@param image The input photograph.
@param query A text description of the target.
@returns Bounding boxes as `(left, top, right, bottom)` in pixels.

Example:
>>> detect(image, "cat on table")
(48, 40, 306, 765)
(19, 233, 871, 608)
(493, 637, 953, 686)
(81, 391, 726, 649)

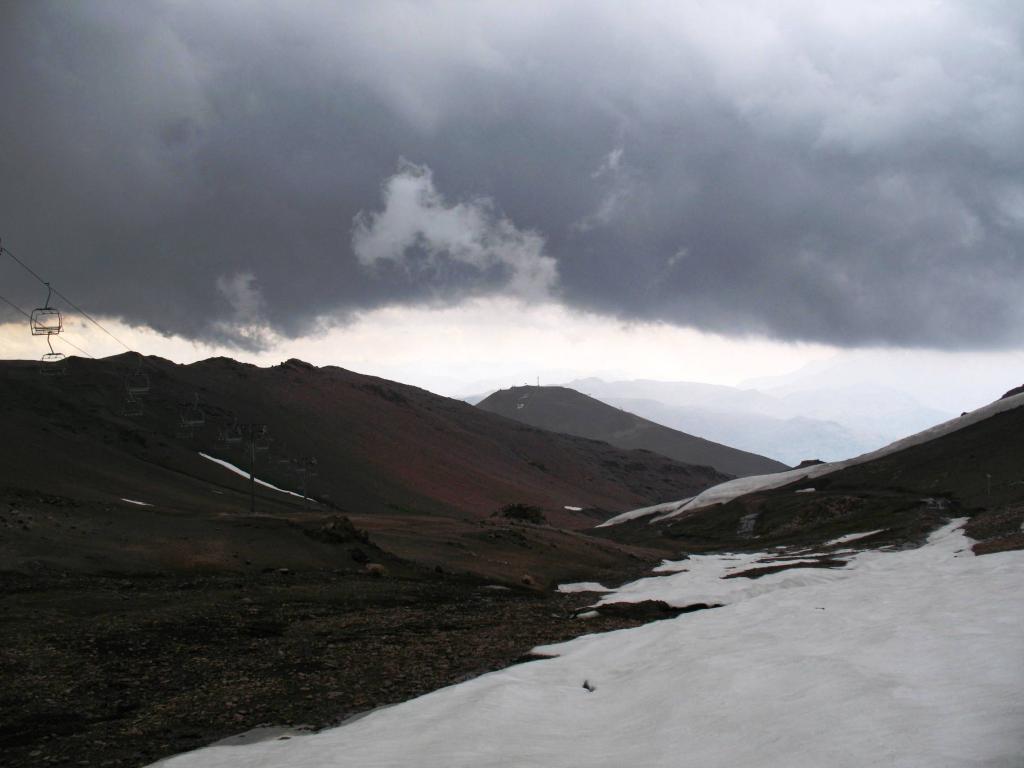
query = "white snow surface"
(598, 498, 690, 527)
(603, 390, 1024, 527)
(199, 452, 306, 499)
(824, 529, 885, 546)
(556, 581, 610, 594)
(152, 520, 1024, 768)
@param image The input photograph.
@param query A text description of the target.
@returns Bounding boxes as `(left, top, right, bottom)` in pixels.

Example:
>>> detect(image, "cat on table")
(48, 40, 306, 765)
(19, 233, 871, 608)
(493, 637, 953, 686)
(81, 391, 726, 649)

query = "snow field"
(152, 521, 1024, 768)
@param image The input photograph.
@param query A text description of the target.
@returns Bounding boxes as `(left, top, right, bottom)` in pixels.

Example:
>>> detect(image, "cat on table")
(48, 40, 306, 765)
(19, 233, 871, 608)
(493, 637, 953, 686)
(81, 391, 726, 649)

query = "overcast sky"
(2, 1, 1023, 398)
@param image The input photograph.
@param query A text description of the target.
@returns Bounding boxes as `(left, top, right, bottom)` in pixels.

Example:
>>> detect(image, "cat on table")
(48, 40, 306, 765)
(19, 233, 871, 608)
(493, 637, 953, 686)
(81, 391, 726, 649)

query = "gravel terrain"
(1, 569, 649, 768)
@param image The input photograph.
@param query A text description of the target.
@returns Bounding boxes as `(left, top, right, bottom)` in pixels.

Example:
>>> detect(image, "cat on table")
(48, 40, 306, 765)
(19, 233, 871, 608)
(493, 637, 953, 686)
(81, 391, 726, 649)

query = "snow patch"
(824, 530, 885, 546)
(199, 453, 307, 500)
(557, 582, 610, 594)
(598, 498, 691, 527)
(121, 498, 152, 507)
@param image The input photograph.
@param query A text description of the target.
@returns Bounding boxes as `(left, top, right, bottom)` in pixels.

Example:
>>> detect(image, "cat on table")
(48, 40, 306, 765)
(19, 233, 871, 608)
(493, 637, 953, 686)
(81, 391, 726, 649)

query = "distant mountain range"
(476, 386, 788, 477)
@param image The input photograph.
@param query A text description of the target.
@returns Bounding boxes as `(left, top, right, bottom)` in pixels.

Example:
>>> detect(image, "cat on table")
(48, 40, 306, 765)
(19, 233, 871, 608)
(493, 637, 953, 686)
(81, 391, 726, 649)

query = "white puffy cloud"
(353, 161, 558, 299)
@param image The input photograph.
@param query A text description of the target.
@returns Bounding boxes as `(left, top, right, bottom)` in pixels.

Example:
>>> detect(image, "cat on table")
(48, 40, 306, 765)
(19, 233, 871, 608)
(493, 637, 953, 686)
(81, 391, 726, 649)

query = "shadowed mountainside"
(0, 354, 729, 581)
(602, 393, 1024, 556)
(477, 385, 788, 477)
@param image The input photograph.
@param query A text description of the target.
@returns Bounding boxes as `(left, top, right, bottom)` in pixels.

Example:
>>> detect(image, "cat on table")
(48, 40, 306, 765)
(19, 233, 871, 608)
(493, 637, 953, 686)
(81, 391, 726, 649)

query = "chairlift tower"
(236, 423, 268, 515)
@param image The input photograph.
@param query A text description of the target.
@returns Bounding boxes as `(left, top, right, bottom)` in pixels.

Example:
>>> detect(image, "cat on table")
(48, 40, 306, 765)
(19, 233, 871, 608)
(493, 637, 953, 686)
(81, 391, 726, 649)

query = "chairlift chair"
(125, 371, 150, 397)
(179, 394, 204, 428)
(40, 351, 66, 376)
(122, 394, 144, 417)
(254, 428, 271, 452)
(39, 336, 66, 376)
(31, 308, 63, 336)
(30, 283, 63, 336)
(222, 421, 243, 444)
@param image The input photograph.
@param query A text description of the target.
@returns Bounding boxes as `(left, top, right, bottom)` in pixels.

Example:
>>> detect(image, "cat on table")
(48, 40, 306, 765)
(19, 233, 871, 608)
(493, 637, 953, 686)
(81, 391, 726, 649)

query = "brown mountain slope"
(0, 355, 726, 522)
(0, 354, 727, 580)
(478, 385, 788, 477)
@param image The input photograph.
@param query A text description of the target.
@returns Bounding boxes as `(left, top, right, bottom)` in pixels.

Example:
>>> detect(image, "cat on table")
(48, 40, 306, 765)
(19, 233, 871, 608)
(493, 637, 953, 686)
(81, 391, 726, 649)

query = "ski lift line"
(0, 292, 97, 358)
(0, 292, 31, 319)
(53, 335, 95, 359)
(1, 245, 133, 353)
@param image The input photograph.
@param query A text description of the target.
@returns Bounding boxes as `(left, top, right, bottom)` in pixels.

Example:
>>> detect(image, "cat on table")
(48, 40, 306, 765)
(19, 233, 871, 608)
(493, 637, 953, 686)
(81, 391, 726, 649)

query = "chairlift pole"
(238, 423, 265, 515)
(249, 430, 257, 515)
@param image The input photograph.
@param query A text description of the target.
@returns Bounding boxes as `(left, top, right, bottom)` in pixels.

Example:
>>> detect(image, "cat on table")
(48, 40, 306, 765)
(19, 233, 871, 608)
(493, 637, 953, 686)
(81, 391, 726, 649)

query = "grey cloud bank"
(1, 1, 1022, 349)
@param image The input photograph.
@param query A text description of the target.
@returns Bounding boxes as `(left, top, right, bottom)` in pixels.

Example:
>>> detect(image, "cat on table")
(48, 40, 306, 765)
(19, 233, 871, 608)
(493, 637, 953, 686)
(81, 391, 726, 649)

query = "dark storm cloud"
(1, 1, 1023, 349)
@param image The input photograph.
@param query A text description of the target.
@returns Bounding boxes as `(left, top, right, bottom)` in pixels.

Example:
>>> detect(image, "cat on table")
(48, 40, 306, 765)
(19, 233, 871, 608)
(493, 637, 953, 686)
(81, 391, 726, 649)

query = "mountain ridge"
(477, 385, 788, 477)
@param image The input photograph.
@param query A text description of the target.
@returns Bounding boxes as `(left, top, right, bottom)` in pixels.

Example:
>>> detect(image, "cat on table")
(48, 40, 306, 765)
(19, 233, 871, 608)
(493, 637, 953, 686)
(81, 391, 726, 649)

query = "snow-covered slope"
(601, 390, 1024, 527)
(151, 520, 1024, 767)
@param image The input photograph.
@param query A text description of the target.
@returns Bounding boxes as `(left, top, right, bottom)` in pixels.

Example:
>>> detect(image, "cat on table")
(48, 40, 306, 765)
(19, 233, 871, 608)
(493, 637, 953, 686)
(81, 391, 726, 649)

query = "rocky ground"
(0, 569, 652, 768)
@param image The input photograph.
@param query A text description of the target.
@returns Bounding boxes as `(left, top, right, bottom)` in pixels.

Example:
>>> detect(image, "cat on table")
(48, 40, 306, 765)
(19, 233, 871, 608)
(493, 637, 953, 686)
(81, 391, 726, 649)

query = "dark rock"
(586, 600, 721, 620)
(1000, 384, 1024, 400)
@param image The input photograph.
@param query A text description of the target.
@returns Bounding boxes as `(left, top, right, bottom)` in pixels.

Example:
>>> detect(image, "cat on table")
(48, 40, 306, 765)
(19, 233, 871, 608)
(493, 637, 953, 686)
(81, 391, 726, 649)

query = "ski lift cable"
(1, 244, 133, 353)
(0, 292, 31, 319)
(0, 292, 97, 358)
